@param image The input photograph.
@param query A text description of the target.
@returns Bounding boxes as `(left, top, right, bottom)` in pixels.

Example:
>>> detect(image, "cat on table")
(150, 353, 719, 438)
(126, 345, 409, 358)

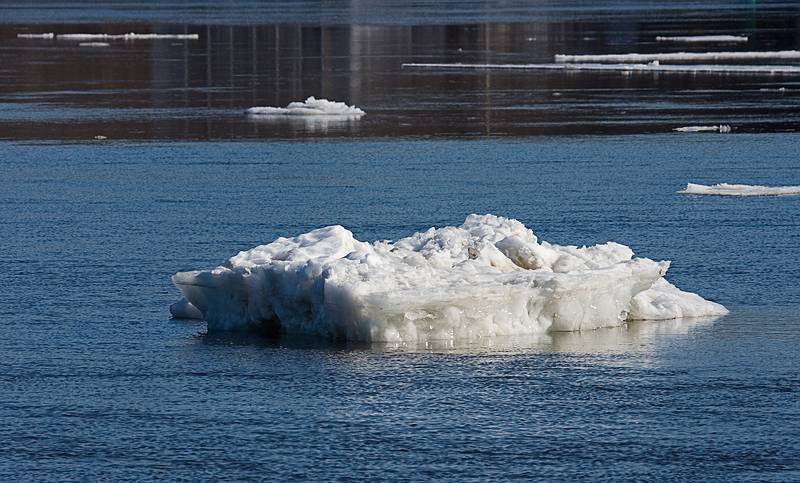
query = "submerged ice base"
(171, 215, 727, 342)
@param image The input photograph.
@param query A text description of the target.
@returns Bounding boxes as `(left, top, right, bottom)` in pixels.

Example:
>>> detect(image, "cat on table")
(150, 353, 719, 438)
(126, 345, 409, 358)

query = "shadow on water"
(191, 315, 723, 355)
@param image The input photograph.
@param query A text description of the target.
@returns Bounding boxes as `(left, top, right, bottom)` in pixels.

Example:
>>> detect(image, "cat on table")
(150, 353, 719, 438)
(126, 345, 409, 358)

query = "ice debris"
(679, 183, 800, 196)
(554, 50, 800, 63)
(246, 97, 365, 116)
(655, 35, 748, 43)
(674, 125, 731, 133)
(170, 215, 727, 342)
(18, 32, 197, 40)
(79, 42, 110, 47)
(401, 62, 800, 75)
(17, 33, 54, 39)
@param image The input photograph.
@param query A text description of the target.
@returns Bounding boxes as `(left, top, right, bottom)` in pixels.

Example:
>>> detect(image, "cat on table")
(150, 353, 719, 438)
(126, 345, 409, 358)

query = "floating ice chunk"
(656, 35, 748, 43)
(674, 125, 731, 133)
(17, 33, 54, 39)
(79, 42, 110, 47)
(629, 279, 727, 320)
(679, 183, 800, 196)
(246, 97, 365, 116)
(554, 50, 800, 63)
(170, 298, 203, 319)
(57, 33, 198, 40)
(171, 215, 727, 342)
(401, 62, 800, 75)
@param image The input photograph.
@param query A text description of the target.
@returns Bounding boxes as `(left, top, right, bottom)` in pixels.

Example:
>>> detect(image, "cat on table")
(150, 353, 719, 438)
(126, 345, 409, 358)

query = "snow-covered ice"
(679, 183, 800, 196)
(674, 125, 731, 133)
(171, 215, 727, 342)
(401, 62, 800, 75)
(246, 97, 365, 116)
(554, 50, 800, 63)
(655, 35, 748, 43)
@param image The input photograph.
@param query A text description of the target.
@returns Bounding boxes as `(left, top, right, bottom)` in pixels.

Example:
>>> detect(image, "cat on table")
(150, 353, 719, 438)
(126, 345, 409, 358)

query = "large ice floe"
(679, 183, 800, 196)
(246, 97, 365, 116)
(171, 215, 727, 343)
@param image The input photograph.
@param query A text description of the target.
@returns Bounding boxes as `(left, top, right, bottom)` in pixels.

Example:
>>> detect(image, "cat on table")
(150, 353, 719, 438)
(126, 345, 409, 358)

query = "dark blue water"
(2, 136, 799, 480)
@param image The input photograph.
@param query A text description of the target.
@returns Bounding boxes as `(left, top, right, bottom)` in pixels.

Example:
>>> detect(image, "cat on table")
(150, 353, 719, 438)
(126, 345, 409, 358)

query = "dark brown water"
(2, 0, 800, 140)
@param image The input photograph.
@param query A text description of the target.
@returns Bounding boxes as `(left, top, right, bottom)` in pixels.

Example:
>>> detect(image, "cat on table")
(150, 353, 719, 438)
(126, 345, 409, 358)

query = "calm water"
(1, 0, 800, 139)
(2, 1, 800, 481)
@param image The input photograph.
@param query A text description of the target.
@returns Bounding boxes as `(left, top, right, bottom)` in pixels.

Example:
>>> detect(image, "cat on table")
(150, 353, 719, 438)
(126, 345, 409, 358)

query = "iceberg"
(655, 35, 748, 43)
(679, 183, 800, 196)
(170, 215, 727, 343)
(554, 50, 800, 63)
(246, 97, 365, 116)
(401, 62, 800, 75)
(674, 125, 731, 133)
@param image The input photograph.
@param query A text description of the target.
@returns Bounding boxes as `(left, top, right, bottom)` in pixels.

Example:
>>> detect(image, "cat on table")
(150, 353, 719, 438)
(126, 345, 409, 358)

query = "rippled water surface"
(2, 137, 799, 480)
(2, 1, 800, 481)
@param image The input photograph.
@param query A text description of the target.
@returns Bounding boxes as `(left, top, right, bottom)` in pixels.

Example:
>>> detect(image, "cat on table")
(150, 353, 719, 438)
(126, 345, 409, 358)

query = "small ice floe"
(401, 62, 800, 75)
(679, 183, 800, 196)
(656, 35, 748, 43)
(554, 50, 800, 63)
(57, 33, 199, 40)
(171, 214, 727, 342)
(17, 33, 55, 39)
(79, 42, 110, 47)
(93, 135, 107, 140)
(246, 97, 365, 116)
(674, 125, 731, 133)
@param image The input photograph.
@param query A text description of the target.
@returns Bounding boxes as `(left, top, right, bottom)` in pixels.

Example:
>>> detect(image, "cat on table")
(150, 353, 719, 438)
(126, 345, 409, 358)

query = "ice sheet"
(401, 62, 800, 74)
(171, 215, 727, 342)
(655, 35, 748, 43)
(246, 97, 365, 116)
(555, 50, 800, 63)
(679, 183, 800, 196)
(674, 125, 731, 133)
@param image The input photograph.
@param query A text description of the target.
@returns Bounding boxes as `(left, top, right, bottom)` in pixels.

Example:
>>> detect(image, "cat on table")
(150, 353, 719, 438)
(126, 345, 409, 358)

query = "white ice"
(171, 215, 727, 343)
(401, 62, 800, 74)
(246, 97, 365, 116)
(56, 33, 198, 40)
(679, 183, 800, 196)
(554, 50, 800, 63)
(674, 125, 731, 133)
(655, 35, 748, 43)
(17, 33, 54, 39)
